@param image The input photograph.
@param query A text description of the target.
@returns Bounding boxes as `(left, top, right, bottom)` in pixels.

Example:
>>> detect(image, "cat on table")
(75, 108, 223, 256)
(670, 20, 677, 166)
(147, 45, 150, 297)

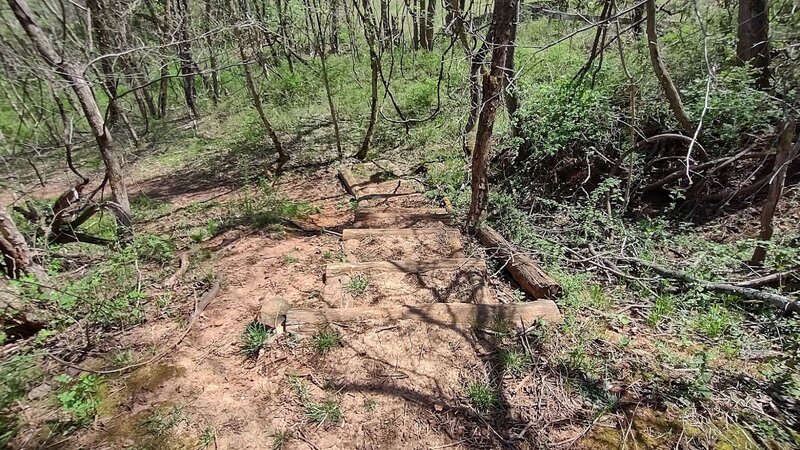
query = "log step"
(354, 207, 452, 228)
(342, 228, 464, 262)
(323, 258, 491, 307)
(338, 168, 423, 201)
(326, 258, 485, 276)
(285, 301, 562, 335)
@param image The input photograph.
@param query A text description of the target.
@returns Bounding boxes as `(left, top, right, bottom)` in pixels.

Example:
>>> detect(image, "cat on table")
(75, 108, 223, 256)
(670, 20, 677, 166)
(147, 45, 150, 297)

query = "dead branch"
(622, 258, 800, 313)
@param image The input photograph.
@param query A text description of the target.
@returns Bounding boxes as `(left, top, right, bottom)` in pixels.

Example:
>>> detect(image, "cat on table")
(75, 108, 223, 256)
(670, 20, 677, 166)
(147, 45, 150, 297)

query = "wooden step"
(326, 258, 484, 276)
(285, 301, 562, 335)
(342, 228, 464, 262)
(339, 168, 423, 201)
(354, 207, 452, 228)
(323, 258, 491, 307)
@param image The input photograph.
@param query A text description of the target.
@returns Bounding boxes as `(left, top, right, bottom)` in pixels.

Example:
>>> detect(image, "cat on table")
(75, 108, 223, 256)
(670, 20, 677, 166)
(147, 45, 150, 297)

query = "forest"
(0, 0, 798, 448)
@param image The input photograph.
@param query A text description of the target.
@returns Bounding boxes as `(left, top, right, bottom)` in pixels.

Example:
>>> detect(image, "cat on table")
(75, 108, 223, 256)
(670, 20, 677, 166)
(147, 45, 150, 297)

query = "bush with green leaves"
(54, 373, 102, 430)
(0, 353, 41, 446)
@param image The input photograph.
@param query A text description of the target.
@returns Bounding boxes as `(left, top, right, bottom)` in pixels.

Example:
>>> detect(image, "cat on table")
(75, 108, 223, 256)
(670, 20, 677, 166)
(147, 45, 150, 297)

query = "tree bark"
(311, 0, 342, 158)
(175, 0, 200, 119)
(424, 0, 435, 50)
(0, 204, 45, 279)
(645, 0, 693, 133)
(477, 225, 562, 299)
(355, 0, 380, 160)
(7, 0, 130, 215)
(737, 0, 770, 89)
(751, 119, 797, 265)
(466, 0, 517, 230)
(232, 1, 288, 170)
(204, 0, 221, 106)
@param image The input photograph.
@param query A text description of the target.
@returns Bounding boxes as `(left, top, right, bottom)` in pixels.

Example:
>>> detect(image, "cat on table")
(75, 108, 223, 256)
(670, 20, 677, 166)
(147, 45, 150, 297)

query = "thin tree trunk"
(645, 0, 692, 132)
(275, 0, 295, 70)
(7, 0, 130, 215)
(355, 0, 379, 160)
(0, 204, 46, 279)
(158, 61, 170, 118)
(330, 0, 340, 53)
(425, 0, 435, 50)
(311, 0, 343, 158)
(205, 0, 220, 106)
(464, 27, 493, 156)
(176, 0, 200, 118)
(466, 0, 517, 230)
(505, 0, 520, 124)
(737, 0, 770, 89)
(418, 0, 427, 50)
(751, 119, 797, 265)
(408, 0, 419, 50)
(231, 0, 288, 171)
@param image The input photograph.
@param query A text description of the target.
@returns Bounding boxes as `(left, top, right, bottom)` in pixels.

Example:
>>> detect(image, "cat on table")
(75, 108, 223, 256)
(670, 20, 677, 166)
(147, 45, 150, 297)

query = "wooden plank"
(477, 226, 562, 299)
(341, 227, 461, 239)
(285, 301, 562, 335)
(356, 206, 449, 216)
(338, 168, 363, 198)
(354, 207, 453, 227)
(326, 258, 486, 277)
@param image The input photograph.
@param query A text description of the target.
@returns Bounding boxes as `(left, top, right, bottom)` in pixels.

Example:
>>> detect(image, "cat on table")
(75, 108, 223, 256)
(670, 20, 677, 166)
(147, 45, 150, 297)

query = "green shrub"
(54, 373, 102, 429)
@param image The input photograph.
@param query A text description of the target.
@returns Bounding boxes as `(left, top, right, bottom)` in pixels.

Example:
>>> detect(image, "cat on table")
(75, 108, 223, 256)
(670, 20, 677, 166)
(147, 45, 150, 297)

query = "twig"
(622, 258, 800, 313)
(164, 251, 191, 287)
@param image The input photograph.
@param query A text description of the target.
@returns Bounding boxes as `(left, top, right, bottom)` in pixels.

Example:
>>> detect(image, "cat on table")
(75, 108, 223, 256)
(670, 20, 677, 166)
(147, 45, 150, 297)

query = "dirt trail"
(70, 162, 560, 449)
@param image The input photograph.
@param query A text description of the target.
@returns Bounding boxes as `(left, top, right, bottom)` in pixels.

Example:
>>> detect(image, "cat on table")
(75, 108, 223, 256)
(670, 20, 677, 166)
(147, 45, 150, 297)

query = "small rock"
(434, 403, 444, 412)
(259, 297, 292, 333)
(27, 383, 52, 400)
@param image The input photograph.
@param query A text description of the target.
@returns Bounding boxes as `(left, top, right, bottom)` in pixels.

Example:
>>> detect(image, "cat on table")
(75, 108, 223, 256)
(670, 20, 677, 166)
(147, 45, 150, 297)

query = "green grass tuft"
(241, 320, 272, 357)
(465, 381, 499, 413)
(312, 329, 342, 353)
(345, 274, 370, 295)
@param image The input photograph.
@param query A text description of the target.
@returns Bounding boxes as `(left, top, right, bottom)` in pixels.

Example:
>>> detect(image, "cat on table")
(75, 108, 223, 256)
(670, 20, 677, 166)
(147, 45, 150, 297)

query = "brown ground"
(16, 162, 553, 450)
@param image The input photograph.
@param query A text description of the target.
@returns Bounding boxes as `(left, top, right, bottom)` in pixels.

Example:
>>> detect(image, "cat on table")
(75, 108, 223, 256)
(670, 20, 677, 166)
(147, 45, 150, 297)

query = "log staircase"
(284, 162, 561, 334)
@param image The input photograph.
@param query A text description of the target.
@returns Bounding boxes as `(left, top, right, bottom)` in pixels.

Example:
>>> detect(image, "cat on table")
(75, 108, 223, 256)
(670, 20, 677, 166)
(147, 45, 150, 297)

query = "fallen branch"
(735, 268, 800, 289)
(476, 225, 562, 299)
(45, 278, 222, 374)
(164, 251, 191, 287)
(623, 258, 800, 313)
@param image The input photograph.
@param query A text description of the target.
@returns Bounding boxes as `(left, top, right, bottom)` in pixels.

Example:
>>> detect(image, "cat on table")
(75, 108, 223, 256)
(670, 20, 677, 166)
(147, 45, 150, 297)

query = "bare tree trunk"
(466, 0, 517, 230)
(464, 28, 492, 156)
(418, 0, 428, 50)
(645, 0, 693, 132)
(751, 119, 797, 265)
(231, 0, 288, 171)
(158, 62, 170, 118)
(205, 0, 221, 106)
(275, 0, 295, 70)
(0, 204, 45, 279)
(330, 0, 340, 54)
(424, 0, 435, 50)
(311, 0, 343, 158)
(355, 0, 380, 160)
(8, 0, 130, 215)
(505, 0, 520, 124)
(408, 0, 419, 50)
(737, 0, 770, 89)
(176, 0, 200, 118)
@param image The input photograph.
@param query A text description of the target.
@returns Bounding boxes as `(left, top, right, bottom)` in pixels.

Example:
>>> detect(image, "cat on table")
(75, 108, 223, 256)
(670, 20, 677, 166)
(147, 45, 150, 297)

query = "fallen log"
(476, 225, 562, 299)
(285, 301, 562, 335)
(624, 258, 800, 313)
